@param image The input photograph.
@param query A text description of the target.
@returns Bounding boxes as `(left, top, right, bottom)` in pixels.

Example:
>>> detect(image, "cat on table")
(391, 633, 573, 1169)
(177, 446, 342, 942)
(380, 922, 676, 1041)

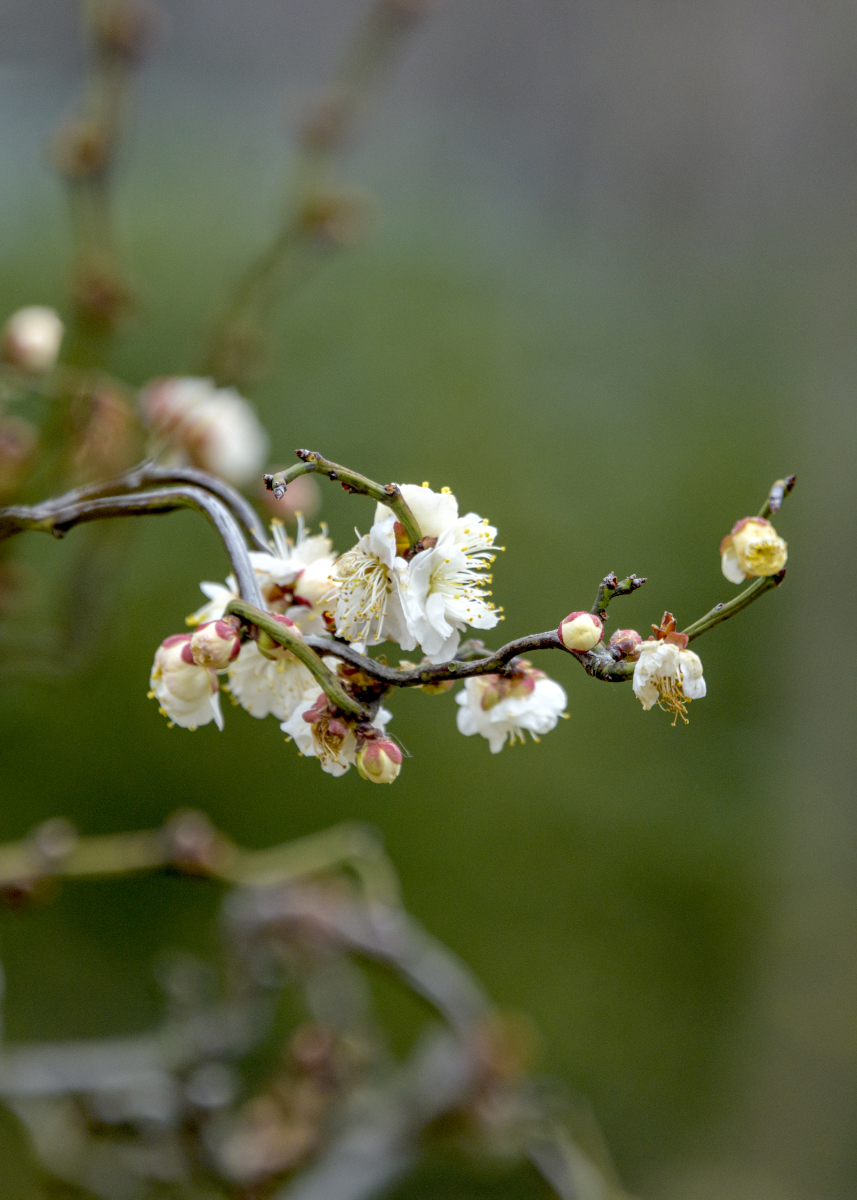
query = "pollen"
(656, 675, 691, 726)
(422, 481, 430, 487)
(441, 486, 452, 494)
(147, 690, 155, 699)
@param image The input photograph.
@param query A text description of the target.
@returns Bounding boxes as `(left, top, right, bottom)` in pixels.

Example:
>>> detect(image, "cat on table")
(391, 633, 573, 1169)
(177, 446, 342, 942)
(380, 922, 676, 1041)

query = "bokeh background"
(1, 1, 856, 1196)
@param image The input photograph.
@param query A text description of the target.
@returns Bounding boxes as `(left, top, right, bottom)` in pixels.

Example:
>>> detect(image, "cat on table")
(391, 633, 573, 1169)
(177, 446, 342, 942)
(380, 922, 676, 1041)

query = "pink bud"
(190, 620, 241, 669)
(607, 628, 643, 660)
(356, 738, 403, 784)
(558, 611, 603, 653)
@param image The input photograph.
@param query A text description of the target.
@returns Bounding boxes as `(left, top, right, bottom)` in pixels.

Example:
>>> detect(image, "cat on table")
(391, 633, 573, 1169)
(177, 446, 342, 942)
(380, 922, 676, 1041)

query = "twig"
(590, 572, 646, 623)
(758, 473, 796, 520)
(0, 485, 263, 608)
(226, 598, 371, 720)
(682, 572, 785, 642)
(266, 450, 423, 549)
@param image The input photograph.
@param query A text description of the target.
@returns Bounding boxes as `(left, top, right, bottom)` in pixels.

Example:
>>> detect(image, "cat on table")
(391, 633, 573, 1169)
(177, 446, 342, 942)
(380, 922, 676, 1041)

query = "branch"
(266, 450, 423, 549)
(226, 598, 371, 720)
(758, 473, 796, 520)
(0, 484, 264, 608)
(590, 572, 646, 623)
(682, 571, 785, 643)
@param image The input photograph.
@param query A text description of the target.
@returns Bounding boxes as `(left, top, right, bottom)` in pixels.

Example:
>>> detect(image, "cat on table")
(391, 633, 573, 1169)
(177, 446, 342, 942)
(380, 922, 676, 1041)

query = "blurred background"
(0, 1, 855, 1196)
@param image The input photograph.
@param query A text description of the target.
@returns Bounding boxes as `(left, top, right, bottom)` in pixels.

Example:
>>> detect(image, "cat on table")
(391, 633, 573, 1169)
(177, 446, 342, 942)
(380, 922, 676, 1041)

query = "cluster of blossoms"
(139, 377, 269, 489)
(147, 469, 790, 779)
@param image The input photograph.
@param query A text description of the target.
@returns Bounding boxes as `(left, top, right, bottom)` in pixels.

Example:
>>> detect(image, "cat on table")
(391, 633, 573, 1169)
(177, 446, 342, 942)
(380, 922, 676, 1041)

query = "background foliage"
(0, 2, 855, 1196)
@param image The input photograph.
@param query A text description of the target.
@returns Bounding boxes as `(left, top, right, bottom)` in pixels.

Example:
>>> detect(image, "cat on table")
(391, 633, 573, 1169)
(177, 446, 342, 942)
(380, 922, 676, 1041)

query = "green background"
(0, 4, 855, 1197)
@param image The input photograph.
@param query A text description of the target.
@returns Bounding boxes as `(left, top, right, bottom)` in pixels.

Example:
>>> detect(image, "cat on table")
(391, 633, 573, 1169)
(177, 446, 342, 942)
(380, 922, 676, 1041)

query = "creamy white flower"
(720, 517, 788, 583)
(187, 519, 337, 634)
(455, 669, 567, 754)
(227, 641, 315, 721)
(2, 306, 64, 373)
(333, 484, 499, 662)
(632, 639, 706, 723)
(149, 635, 223, 730)
(331, 512, 413, 648)
(280, 687, 392, 777)
(140, 376, 269, 487)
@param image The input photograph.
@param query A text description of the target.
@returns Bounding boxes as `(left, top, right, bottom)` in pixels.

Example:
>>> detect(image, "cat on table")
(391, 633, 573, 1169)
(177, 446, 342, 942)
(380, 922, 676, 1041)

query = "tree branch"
(0, 484, 264, 608)
(590, 572, 646, 623)
(266, 449, 423, 549)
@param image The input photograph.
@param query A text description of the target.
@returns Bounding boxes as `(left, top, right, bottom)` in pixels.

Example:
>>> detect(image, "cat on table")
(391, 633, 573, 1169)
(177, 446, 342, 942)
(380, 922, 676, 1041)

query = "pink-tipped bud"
(608, 628, 643, 660)
(257, 614, 301, 661)
(356, 738, 403, 784)
(558, 611, 603, 653)
(190, 620, 240, 669)
(2, 306, 64, 373)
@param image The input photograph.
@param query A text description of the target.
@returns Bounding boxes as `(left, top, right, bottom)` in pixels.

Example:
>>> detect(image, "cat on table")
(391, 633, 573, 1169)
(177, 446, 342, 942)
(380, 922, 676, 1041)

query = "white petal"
(721, 545, 746, 584)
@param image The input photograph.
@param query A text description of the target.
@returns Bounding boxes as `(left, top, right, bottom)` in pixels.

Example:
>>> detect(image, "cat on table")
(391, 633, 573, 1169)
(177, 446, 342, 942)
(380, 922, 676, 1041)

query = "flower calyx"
(650, 612, 688, 650)
(558, 611, 603, 654)
(720, 517, 787, 583)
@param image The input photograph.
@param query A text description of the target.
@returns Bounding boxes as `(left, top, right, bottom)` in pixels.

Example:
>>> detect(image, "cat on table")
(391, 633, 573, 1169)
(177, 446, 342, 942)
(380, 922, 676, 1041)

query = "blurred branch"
(200, 0, 431, 387)
(52, 1, 153, 364)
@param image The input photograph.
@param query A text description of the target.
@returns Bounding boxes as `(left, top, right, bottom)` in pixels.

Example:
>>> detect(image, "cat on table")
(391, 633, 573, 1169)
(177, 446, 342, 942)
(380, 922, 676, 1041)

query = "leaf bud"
(608, 628, 643, 660)
(356, 738, 403, 784)
(558, 611, 603, 653)
(190, 620, 241, 670)
(1, 306, 64, 373)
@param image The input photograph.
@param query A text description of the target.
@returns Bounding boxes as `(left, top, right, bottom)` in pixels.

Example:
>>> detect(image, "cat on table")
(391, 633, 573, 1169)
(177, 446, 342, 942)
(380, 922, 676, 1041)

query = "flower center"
(332, 546, 390, 643)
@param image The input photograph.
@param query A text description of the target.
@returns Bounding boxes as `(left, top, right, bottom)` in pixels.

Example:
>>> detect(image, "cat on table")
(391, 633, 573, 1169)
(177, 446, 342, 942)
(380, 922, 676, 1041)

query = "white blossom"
(331, 484, 500, 662)
(455, 666, 567, 754)
(720, 517, 787, 583)
(632, 639, 706, 723)
(149, 635, 223, 730)
(2, 306, 64, 373)
(140, 377, 269, 487)
(227, 641, 315, 721)
(280, 687, 392, 777)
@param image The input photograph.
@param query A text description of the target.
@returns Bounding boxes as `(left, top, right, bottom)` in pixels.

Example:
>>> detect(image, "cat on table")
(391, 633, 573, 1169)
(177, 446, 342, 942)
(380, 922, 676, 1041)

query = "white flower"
(632, 639, 706, 724)
(186, 519, 338, 634)
(280, 687, 393, 777)
(331, 484, 500, 662)
(140, 377, 269, 487)
(455, 665, 567, 754)
(720, 517, 787, 583)
(2, 306, 64, 373)
(227, 641, 315, 721)
(149, 635, 223, 730)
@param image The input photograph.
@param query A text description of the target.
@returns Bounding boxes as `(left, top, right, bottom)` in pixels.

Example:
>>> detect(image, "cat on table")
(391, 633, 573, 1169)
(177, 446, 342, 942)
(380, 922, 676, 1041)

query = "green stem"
(266, 450, 423, 549)
(682, 572, 785, 642)
(225, 598, 369, 720)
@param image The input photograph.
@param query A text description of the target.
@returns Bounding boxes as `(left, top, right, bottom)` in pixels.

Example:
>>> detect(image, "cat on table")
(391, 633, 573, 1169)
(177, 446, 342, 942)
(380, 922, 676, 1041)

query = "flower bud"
(558, 611, 603, 653)
(608, 628, 643, 660)
(257, 614, 301, 661)
(1, 306, 64, 373)
(720, 517, 787, 583)
(356, 738, 403, 784)
(190, 620, 241, 669)
(149, 634, 223, 730)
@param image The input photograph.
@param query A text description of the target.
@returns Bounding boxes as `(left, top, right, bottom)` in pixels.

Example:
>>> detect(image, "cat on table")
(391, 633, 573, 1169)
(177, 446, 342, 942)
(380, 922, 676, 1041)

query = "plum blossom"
(149, 634, 223, 730)
(558, 611, 603, 653)
(187, 518, 337, 636)
(720, 517, 787, 584)
(227, 641, 316, 721)
(632, 640, 706, 724)
(356, 738, 402, 784)
(455, 662, 567, 754)
(280, 687, 393, 777)
(332, 483, 500, 662)
(140, 376, 269, 487)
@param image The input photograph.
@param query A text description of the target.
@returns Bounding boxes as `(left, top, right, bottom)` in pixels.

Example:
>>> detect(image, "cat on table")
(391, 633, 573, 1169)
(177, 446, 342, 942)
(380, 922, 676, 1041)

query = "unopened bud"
(356, 738, 402, 784)
(257, 614, 301, 661)
(558, 611, 603, 653)
(608, 628, 643, 660)
(191, 620, 241, 669)
(2, 306, 64, 373)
